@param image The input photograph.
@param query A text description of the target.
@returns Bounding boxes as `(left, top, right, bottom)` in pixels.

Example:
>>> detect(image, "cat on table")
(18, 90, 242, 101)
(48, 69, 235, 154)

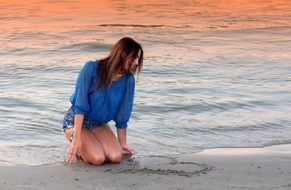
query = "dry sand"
(1, 144, 291, 190)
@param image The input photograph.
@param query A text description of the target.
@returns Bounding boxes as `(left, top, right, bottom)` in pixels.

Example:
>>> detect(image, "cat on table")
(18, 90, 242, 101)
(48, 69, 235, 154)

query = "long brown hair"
(96, 37, 143, 89)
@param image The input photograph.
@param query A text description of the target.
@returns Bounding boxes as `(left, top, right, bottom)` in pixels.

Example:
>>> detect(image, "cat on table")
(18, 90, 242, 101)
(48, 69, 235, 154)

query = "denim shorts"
(62, 107, 105, 133)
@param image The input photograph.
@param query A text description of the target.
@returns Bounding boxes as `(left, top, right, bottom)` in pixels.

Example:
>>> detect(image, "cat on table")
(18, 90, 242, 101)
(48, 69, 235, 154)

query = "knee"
(89, 154, 105, 165)
(109, 152, 122, 163)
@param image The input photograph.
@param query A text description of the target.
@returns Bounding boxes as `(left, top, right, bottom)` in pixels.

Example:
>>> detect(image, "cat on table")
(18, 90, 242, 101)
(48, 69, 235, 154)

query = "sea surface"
(0, 0, 290, 166)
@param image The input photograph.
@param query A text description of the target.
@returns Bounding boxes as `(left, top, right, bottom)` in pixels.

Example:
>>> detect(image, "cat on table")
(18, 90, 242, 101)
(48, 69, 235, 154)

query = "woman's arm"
(117, 128, 135, 155)
(117, 128, 127, 145)
(114, 74, 136, 155)
(67, 114, 84, 163)
(67, 61, 96, 163)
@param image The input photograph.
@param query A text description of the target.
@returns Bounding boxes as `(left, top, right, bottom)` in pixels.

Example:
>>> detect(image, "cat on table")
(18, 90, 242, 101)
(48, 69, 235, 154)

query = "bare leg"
(91, 124, 122, 163)
(65, 128, 105, 165)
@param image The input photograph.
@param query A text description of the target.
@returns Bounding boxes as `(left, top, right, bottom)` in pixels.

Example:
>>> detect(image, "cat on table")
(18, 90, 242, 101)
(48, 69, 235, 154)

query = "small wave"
(0, 160, 14, 166)
(205, 121, 287, 133)
(2, 41, 111, 55)
(254, 25, 291, 31)
(99, 24, 164, 28)
(263, 140, 291, 147)
(135, 100, 269, 115)
(58, 42, 111, 52)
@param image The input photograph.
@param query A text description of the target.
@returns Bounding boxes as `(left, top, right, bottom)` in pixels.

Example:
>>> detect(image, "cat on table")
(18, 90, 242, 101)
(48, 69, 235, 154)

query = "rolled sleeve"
(115, 122, 128, 129)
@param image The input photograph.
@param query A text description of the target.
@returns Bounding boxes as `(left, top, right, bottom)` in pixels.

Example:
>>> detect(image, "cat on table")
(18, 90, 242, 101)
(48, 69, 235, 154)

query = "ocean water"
(0, 0, 291, 166)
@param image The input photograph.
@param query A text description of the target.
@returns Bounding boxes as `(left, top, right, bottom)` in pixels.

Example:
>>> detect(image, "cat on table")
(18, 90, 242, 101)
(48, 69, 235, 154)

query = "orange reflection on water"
(1, 0, 290, 31)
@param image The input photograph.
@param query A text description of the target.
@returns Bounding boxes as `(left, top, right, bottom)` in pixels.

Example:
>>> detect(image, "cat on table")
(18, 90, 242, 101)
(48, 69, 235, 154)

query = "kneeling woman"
(63, 37, 143, 165)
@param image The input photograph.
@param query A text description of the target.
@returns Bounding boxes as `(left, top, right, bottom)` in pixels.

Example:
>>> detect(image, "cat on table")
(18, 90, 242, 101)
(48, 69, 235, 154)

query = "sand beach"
(1, 144, 291, 190)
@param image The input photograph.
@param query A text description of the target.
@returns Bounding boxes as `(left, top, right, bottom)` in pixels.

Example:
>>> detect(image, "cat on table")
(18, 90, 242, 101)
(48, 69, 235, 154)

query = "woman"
(62, 37, 143, 165)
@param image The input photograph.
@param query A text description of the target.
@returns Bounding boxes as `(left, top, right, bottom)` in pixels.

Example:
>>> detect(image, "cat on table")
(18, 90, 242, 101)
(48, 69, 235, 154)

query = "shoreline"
(1, 144, 291, 190)
(196, 143, 291, 155)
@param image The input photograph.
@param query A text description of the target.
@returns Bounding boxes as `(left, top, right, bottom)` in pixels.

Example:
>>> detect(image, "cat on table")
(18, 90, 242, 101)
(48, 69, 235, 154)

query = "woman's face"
(124, 49, 141, 73)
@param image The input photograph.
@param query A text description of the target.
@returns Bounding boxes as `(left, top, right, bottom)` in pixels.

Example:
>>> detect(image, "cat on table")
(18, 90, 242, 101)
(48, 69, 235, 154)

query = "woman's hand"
(120, 143, 136, 155)
(117, 128, 136, 155)
(67, 136, 81, 163)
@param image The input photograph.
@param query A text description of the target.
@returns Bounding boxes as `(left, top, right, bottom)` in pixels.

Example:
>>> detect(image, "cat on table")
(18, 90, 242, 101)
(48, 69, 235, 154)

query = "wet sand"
(1, 144, 291, 190)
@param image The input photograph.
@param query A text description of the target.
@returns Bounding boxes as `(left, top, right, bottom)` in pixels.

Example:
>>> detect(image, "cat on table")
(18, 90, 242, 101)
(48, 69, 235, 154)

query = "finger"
(122, 149, 130, 155)
(127, 148, 134, 155)
(130, 148, 136, 155)
(124, 147, 135, 155)
(67, 151, 74, 163)
(77, 147, 81, 157)
(67, 149, 74, 163)
(67, 148, 77, 163)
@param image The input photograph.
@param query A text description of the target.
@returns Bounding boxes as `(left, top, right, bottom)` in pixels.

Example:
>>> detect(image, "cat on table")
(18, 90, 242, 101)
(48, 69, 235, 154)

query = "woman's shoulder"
(126, 73, 135, 85)
(83, 60, 99, 68)
(80, 60, 99, 73)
